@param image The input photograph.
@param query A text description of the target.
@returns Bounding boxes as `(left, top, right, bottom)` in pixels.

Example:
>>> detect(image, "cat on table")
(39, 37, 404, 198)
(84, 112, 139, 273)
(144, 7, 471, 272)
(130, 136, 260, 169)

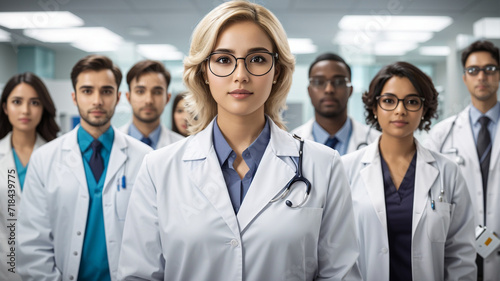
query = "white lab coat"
(118, 117, 362, 281)
(291, 117, 380, 154)
(119, 123, 184, 149)
(341, 138, 476, 281)
(17, 127, 152, 281)
(0, 132, 46, 281)
(425, 105, 500, 281)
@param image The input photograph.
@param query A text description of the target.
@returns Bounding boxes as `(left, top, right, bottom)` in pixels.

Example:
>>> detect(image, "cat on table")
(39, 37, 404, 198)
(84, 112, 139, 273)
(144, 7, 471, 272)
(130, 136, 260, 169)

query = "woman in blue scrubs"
(0, 72, 59, 281)
(342, 62, 476, 281)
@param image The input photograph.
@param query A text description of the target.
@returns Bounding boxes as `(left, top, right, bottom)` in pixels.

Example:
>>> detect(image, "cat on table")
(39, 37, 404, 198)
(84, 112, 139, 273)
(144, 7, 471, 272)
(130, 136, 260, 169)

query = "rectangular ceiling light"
(339, 16, 453, 32)
(0, 29, 10, 42)
(137, 44, 184, 61)
(474, 17, 500, 39)
(0, 11, 83, 29)
(288, 38, 317, 54)
(374, 41, 418, 56)
(333, 31, 433, 45)
(24, 27, 122, 43)
(419, 46, 451, 56)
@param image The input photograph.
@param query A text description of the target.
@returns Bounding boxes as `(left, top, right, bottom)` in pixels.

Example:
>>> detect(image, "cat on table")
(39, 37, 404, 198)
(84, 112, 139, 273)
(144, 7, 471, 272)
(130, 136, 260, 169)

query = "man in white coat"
(17, 55, 152, 281)
(292, 53, 379, 155)
(426, 40, 500, 281)
(120, 60, 183, 149)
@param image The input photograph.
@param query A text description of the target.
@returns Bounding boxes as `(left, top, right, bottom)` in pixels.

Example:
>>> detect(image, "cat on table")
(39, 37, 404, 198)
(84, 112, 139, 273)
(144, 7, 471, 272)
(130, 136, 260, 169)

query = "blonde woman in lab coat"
(342, 62, 476, 281)
(0, 72, 59, 281)
(118, 1, 361, 280)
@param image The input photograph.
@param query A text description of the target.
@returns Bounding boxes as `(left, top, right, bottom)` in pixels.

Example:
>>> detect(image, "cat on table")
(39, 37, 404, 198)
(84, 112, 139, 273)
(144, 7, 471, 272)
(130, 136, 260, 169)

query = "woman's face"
(205, 20, 279, 120)
(2, 83, 43, 134)
(374, 76, 424, 140)
(174, 98, 189, 136)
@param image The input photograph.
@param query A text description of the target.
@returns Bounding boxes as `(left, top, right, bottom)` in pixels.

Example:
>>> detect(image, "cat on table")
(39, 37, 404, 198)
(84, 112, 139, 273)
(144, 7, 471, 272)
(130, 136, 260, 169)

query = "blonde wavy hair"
(183, 0, 295, 134)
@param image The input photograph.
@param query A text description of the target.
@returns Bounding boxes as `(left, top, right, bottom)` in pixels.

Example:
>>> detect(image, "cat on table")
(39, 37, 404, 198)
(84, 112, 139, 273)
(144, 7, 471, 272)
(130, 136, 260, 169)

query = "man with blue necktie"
(17, 55, 152, 281)
(120, 60, 184, 149)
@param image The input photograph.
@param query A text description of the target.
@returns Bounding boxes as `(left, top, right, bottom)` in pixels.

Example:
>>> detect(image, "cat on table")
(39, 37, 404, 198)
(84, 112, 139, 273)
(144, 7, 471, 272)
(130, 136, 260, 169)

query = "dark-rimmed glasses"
(464, 65, 499, 76)
(205, 51, 278, 77)
(376, 94, 425, 112)
(309, 77, 352, 90)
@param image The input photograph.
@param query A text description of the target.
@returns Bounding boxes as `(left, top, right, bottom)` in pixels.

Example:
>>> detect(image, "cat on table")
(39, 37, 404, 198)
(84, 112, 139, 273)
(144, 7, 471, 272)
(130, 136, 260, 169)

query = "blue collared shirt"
(128, 122, 161, 149)
(77, 126, 114, 281)
(213, 117, 270, 214)
(312, 118, 352, 156)
(12, 149, 27, 191)
(469, 102, 500, 145)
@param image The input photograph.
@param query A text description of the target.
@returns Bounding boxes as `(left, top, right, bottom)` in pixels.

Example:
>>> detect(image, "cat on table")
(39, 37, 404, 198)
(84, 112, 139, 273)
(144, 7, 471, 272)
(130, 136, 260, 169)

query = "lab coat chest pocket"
(115, 179, 133, 221)
(426, 202, 452, 243)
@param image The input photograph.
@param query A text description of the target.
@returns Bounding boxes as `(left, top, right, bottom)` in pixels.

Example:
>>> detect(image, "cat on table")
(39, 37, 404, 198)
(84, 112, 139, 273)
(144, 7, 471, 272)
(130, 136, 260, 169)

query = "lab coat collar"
(0, 131, 47, 155)
(61, 126, 128, 193)
(183, 116, 299, 235)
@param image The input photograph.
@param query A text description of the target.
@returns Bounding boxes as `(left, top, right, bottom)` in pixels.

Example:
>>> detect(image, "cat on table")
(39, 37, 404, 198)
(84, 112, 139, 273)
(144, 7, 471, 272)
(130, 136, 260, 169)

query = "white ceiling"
(0, 0, 499, 65)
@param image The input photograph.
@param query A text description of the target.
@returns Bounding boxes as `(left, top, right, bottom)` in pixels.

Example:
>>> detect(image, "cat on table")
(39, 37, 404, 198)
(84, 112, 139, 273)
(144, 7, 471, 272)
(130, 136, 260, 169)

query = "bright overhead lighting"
(137, 44, 184, 61)
(333, 31, 433, 45)
(71, 41, 121, 52)
(338, 16, 453, 32)
(288, 38, 317, 54)
(24, 27, 122, 43)
(0, 11, 83, 29)
(0, 29, 10, 42)
(474, 17, 500, 39)
(419, 46, 451, 56)
(374, 41, 417, 56)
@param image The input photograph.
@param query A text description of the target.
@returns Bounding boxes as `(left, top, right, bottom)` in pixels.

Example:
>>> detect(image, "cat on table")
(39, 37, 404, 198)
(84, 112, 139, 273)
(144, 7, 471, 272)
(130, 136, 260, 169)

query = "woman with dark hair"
(0, 72, 59, 280)
(342, 62, 476, 280)
(171, 92, 189, 137)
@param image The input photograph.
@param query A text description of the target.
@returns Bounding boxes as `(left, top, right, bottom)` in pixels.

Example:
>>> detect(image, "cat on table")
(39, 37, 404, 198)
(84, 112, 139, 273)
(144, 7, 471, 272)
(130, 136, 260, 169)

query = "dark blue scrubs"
(381, 153, 417, 281)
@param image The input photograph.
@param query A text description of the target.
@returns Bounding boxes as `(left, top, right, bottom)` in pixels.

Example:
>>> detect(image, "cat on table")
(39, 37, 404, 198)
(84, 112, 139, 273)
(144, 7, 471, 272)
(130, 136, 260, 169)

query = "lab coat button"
(230, 239, 239, 247)
(73, 251, 78, 256)
(77, 231, 81, 235)
(69, 276, 74, 280)
(381, 247, 388, 253)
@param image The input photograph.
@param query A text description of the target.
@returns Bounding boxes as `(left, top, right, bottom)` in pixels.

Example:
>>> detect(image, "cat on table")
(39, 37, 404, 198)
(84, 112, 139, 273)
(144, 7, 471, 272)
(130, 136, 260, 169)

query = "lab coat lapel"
(237, 120, 298, 233)
(0, 132, 19, 192)
(62, 128, 88, 192)
(455, 107, 480, 168)
(359, 141, 388, 230)
(489, 114, 500, 171)
(412, 141, 439, 237)
(183, 120, 241, 237)
(103, 128, 127, 192)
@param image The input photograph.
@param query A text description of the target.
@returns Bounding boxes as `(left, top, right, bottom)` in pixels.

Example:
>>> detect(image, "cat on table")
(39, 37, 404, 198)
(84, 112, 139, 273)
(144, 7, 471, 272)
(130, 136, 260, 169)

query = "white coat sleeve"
(444, 166, 476, 280)
(17, 152, 62, 281)
(316, 152, 362, 281)
(117, 155, 165, 280)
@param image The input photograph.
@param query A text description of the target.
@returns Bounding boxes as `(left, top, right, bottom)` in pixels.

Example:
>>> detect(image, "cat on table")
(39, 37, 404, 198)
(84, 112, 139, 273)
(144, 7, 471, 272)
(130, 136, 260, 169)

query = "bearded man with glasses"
(426, 40, 500, 281)
(292, 52, 380, 155)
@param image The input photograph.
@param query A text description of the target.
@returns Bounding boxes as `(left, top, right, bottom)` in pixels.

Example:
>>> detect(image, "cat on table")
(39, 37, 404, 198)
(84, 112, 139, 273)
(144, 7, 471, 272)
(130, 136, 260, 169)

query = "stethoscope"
(439, 114, 465, 166)
(356, 127, 377, 150)
(270, 134, 312, 208)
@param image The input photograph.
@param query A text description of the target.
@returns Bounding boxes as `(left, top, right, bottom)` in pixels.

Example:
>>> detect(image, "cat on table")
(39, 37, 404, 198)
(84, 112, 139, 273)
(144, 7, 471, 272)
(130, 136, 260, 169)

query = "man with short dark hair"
(426, 40, 500, 280)
(121, 60, 183, 149)
(292, 52, 379, 155)
(17, 55, 152, 281)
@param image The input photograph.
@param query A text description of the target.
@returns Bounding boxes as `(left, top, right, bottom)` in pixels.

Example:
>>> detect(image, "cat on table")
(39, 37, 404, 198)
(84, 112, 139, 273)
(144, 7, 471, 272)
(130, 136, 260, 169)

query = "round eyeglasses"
(464, 65, 499, 76)
(205, 51, 278, 77)
(376, 94, 425, 112)
(309, 77, 352, 90)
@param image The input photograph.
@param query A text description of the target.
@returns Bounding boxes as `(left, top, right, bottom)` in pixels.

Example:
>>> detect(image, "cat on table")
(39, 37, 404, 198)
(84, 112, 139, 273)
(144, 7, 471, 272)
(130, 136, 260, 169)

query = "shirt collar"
(77, 125, 114, 153)
(129, 122, 162, 148)
(312, 117, 352, 144)
(470, 102, 500, 125)
(213, 116, 271, 167)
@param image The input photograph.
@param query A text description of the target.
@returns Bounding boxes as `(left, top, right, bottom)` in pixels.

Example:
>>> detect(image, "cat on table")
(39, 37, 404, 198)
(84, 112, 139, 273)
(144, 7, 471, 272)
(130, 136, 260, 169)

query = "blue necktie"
(141, 136, 152, 147)
(89, 140, 104, 182)
(325, 137, 339, 149)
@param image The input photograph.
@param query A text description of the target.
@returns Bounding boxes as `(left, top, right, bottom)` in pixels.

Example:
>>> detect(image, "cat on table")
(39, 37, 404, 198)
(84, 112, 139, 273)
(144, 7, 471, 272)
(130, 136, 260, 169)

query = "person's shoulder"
(290, 119, 314, 135)
(147, 136, 190, 162)
(118, 131, 153, 154)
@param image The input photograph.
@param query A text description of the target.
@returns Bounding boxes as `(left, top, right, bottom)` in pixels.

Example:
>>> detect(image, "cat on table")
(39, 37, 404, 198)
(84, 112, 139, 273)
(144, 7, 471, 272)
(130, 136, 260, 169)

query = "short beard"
(133, 111, 160, 124)
(78, 107, 113, 128)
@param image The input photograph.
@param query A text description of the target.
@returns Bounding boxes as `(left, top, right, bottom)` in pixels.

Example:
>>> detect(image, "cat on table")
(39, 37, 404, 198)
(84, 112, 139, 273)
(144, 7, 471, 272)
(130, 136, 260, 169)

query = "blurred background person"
(342, 62, 476, 280)
(171, 92, 189, 137)
(121, 60, 184, 149)
(0, 72, 59, 281)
